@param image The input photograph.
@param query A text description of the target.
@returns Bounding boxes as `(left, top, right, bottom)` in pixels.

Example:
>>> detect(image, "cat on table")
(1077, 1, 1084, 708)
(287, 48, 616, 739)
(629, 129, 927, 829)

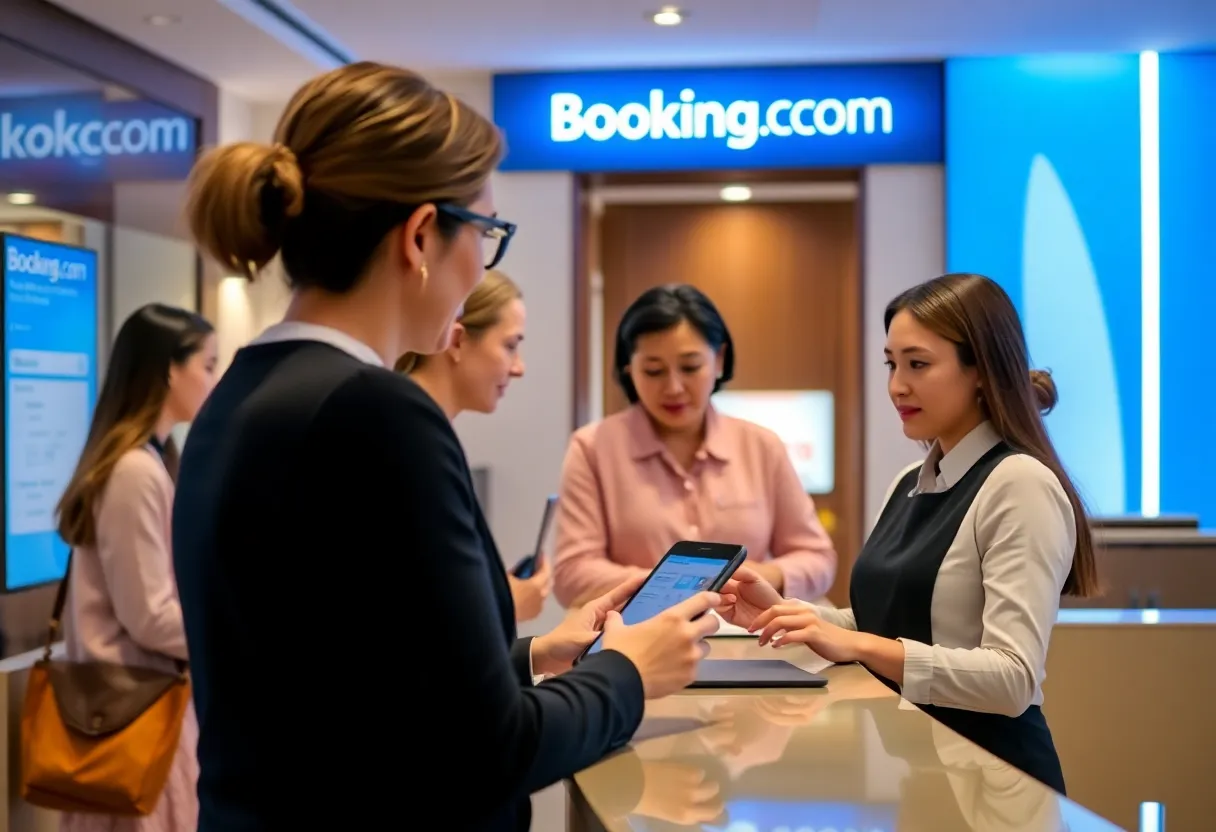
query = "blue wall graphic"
(1158, 53, 1216, 528)
(946, 55, 1143, 517)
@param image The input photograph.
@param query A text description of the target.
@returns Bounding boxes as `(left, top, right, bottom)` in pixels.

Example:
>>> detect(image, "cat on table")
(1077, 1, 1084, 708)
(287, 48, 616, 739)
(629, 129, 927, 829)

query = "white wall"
(862, 166, 946, 523)
(212, 91, 292, 372)
(110, 223, 197, 325)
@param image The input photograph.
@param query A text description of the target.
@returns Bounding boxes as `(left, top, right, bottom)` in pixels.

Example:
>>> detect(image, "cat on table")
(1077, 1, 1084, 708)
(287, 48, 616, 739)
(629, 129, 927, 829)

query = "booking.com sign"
(493, 63, 944, 172)
(0, 95, 197, 183)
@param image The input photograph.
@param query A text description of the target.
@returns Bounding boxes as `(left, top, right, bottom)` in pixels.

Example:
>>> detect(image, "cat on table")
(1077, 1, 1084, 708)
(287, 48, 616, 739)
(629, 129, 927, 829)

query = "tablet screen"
(585, 554, 730, 656)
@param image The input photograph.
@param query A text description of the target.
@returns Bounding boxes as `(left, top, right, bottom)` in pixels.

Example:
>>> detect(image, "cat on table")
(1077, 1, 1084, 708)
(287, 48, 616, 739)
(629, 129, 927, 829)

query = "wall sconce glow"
(1139, 50, 1160, 518)
(720, 185, 752, 202)
(6, 192, 35, 205)
(650, 6, 685, 26)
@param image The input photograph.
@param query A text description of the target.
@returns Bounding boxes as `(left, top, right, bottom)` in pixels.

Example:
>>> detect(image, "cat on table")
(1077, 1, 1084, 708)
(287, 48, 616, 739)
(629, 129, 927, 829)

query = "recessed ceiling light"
(719, 185, 752, 203)
(650, 6, 685, 26)
(6, 192, 36, 206)
(144, 14, 181, 26)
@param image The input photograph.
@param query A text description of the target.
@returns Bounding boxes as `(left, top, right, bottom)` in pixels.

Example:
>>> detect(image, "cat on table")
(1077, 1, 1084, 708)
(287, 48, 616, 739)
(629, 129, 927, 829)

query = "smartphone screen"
(580, 542, 746, 659)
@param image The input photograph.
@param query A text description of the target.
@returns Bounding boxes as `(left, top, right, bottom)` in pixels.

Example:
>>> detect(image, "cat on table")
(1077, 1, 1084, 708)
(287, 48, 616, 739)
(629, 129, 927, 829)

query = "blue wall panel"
(946, 55, 1143, 516)
(1159, 53, 1216, 526)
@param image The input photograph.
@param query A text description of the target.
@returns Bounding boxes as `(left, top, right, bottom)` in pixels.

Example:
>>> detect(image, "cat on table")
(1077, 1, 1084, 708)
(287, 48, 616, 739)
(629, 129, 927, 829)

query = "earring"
(420, 263, 429, 284)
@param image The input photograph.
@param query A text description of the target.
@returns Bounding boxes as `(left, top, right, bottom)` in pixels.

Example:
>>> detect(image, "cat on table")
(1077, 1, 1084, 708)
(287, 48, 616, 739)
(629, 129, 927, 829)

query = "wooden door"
(598, 201, 862, 603)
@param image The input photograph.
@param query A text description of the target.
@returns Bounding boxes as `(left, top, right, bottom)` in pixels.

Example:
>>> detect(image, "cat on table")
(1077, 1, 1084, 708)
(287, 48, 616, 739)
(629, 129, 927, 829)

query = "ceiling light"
(719, 185, 752, 203)
(650, 6, 685, 26)
(144, 14, 181, 26)
(6, 192, 36, 206)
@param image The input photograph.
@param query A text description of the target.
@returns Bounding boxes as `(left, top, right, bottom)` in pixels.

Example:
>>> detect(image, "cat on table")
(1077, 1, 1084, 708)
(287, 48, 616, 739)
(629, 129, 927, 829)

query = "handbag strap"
(43, 550, 73, 662)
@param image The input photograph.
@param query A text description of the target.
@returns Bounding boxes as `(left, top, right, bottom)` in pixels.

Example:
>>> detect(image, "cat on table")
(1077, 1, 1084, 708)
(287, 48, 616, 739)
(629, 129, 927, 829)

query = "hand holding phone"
(600, 592, 722, 698)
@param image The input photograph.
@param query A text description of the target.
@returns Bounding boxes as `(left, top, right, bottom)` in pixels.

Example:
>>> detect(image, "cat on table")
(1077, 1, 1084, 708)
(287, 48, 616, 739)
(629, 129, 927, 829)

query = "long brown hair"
(57, 304, 214, 547)
(884, 273, 1098, 597)
(186, 61, 502, 293)
(395, 269, 522, 373)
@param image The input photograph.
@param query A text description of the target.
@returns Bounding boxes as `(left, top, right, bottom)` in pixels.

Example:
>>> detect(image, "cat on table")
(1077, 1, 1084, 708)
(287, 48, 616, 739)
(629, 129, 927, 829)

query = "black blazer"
(173, 340, 644, 831)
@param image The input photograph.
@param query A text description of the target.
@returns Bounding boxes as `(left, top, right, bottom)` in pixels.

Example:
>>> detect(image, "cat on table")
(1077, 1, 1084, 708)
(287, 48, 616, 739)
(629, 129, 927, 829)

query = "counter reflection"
(589, 694, 1124, 832)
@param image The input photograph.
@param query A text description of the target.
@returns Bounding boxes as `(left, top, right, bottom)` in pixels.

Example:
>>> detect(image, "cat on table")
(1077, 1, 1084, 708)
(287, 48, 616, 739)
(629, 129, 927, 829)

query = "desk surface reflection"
(568, 641, 1124, 832)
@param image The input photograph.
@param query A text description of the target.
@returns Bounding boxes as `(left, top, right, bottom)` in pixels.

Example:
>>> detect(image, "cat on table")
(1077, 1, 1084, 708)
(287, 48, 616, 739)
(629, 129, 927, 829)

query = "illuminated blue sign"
(493, 63, 944, 171)
(2, 234, 98, 591)
(0, 95, 197, 182)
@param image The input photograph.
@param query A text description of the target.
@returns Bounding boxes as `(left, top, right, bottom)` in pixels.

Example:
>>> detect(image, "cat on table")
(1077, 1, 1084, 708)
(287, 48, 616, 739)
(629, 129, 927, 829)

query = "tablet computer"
(511, 494, 558, 579)
(689, 658, 828, 689)
(576, 540, 748, 662)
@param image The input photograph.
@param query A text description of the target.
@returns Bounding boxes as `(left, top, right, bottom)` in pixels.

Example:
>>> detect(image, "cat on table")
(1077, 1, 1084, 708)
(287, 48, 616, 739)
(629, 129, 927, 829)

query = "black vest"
(850, 442, 1066, 794)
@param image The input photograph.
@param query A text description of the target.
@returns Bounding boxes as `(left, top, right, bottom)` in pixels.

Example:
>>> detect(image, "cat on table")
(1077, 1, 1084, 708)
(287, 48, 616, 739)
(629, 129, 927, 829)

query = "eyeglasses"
(437, 204, 517, 270)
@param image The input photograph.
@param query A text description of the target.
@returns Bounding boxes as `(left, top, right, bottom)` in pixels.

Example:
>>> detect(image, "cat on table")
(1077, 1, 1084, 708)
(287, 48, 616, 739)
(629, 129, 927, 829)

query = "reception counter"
(567, 639, 1125, 832)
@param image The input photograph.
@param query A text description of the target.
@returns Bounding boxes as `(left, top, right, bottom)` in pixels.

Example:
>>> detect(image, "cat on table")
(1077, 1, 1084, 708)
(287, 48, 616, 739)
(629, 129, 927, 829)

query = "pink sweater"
(63, 447, 188, 672)
(553, 405, 837, 606)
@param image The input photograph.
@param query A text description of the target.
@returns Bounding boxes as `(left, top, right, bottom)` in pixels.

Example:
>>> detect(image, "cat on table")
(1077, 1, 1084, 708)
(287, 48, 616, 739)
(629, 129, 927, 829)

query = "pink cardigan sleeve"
(552, 436, 647, 607)
(93, 452, 188, 660)
(766, 438, 838, 600)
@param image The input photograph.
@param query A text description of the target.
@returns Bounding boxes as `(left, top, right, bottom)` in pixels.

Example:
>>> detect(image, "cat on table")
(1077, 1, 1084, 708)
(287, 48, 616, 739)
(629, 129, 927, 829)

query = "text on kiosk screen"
(585, 555, 727, 656)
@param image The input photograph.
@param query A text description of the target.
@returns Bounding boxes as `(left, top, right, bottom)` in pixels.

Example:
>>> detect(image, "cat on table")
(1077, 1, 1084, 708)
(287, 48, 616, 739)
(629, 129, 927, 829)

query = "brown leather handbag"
(20, 553, 190, 816)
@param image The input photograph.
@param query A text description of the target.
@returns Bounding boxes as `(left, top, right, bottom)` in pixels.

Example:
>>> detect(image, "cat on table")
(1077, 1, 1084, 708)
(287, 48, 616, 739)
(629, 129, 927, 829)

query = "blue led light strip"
(1139, 51, 1160, 518)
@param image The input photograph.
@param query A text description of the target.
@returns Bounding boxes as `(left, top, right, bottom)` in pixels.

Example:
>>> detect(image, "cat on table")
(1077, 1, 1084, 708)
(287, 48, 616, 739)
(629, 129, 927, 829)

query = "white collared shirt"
(815, 421, 1076, 716)
(249, 321, 385, 367)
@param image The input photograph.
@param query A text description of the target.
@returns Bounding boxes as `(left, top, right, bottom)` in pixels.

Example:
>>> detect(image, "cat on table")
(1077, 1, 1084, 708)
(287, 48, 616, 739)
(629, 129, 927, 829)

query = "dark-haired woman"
(553, 283, 837, 608)
(717, 273, 1098, 795)
(56, 304, 217, 832)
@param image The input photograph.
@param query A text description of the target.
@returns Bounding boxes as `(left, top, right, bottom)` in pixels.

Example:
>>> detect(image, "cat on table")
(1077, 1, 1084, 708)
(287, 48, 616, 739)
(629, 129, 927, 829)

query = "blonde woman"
(397, 270, 551, 622)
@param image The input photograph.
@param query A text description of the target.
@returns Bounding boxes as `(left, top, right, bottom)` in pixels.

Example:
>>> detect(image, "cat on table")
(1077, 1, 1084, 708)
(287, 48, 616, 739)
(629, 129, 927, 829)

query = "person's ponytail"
(186, 142, 304, 281)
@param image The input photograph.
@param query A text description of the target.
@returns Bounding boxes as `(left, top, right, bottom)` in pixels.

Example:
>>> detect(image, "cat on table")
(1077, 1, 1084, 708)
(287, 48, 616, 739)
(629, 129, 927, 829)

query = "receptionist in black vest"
(716, 273, 1098, 795)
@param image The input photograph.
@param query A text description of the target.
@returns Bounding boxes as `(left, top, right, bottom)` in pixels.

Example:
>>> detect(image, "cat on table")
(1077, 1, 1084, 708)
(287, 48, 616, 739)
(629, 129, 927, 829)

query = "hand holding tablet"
(575, 540, 749, 698)
(600, 591, 722, 698)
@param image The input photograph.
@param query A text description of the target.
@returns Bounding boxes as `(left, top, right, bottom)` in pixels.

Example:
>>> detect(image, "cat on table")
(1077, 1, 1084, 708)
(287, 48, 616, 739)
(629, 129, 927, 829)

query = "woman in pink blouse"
(55, 304, 218, 832)
(553, 284, 837, 608)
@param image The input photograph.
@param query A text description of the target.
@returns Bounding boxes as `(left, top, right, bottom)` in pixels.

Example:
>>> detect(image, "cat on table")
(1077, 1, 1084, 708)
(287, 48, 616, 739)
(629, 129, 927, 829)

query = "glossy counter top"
(568, 639, 1125, 832)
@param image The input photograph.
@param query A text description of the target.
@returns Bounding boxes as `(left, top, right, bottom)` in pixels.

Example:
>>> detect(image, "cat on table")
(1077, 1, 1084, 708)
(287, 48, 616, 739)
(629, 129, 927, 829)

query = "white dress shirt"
(815, 421, 1076, 716)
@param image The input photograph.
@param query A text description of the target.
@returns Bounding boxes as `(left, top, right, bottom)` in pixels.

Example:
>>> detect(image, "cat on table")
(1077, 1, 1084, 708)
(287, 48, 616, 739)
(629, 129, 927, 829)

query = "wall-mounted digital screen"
(2, 233, 98, 591)
(712, 390, 835, 494)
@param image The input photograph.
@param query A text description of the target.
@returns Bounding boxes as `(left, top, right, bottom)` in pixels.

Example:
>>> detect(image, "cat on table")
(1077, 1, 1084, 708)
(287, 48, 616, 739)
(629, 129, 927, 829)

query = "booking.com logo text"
(6, 246, 89, 283)
(550, 89, 894, 150)
(0, 110, 191, 161)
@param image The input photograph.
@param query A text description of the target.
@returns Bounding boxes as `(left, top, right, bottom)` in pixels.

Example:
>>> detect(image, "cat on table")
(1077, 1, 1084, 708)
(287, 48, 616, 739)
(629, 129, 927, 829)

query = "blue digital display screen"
(493, 63, 944, 172)
(585, 555, 727, 656)
(2, 234, 98, 590)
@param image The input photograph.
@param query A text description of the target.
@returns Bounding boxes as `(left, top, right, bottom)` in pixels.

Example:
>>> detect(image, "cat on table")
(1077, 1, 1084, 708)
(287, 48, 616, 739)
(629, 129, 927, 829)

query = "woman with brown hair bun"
(717, 273, 1097, 796)
(174, 62, 722, 832)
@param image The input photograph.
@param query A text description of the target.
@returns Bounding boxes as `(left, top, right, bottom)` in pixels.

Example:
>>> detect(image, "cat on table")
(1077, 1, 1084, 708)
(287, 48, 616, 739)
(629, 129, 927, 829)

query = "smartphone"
(576, 541, 748, 663)
(511, 494, 559, 579)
